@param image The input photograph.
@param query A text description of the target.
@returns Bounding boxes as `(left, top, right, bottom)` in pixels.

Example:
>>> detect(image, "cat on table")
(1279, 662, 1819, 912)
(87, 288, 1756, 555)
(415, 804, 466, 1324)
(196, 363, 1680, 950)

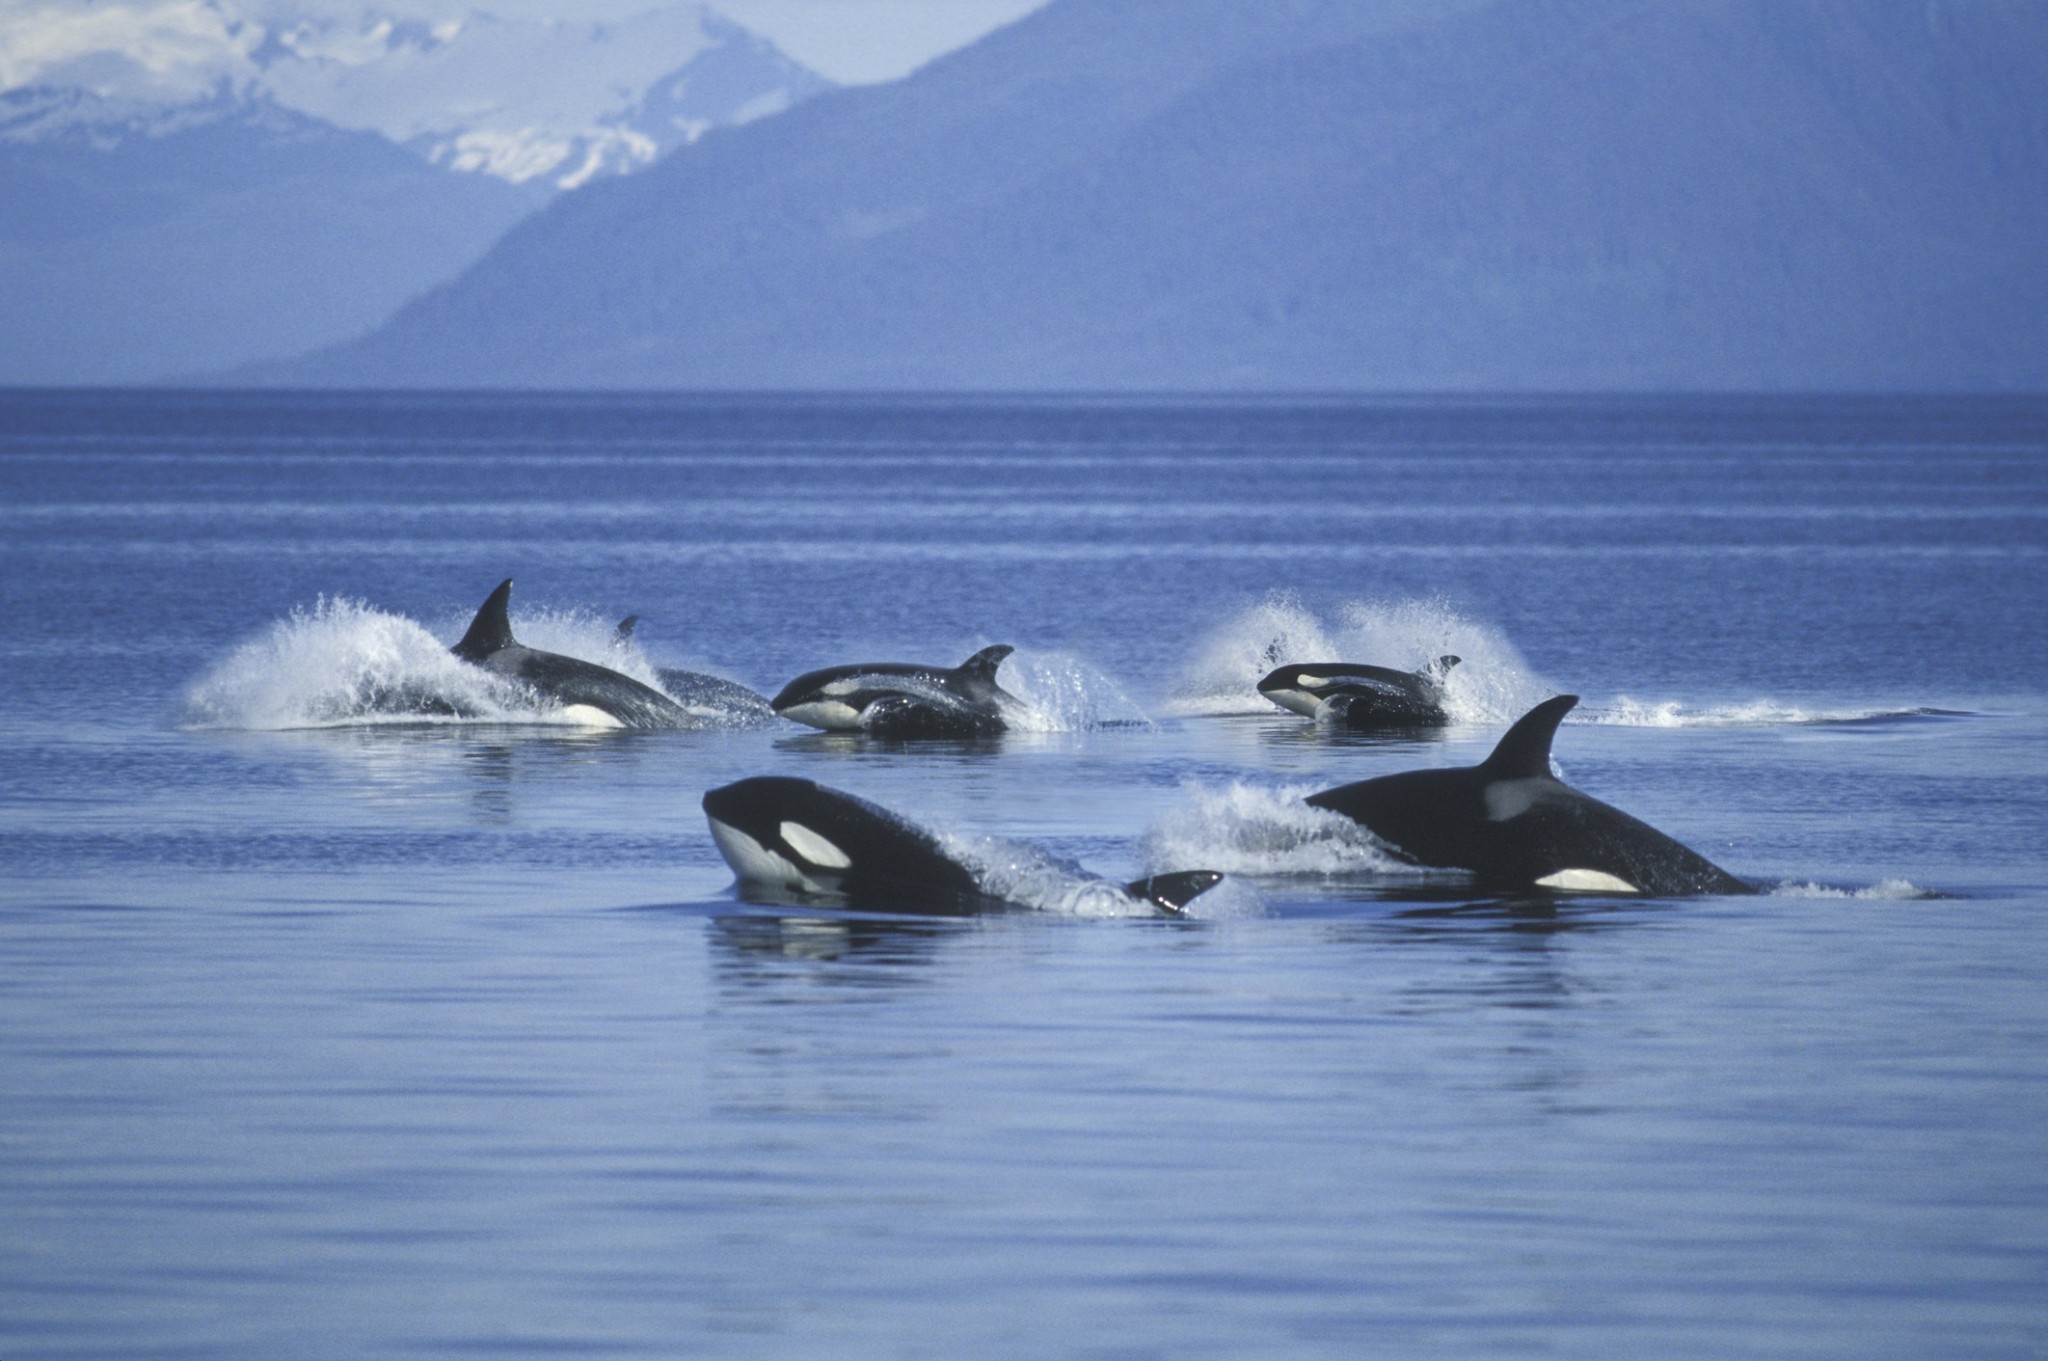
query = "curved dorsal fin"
(452, 579, 517, 661)
(1479, 695, 1578, 778)
(957, 644, 1015, 683)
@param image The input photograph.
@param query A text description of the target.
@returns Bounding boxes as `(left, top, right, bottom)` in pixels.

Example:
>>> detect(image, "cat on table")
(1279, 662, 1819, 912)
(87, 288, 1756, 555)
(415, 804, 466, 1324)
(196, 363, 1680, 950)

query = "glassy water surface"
(1, 392, 2044, 1358)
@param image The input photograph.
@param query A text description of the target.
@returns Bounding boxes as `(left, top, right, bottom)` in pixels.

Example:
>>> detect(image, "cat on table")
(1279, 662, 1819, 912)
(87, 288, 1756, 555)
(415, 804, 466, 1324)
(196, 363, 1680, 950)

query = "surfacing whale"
(1259, 656, 1460, 728)
(450, 580, 697, 729)
(703, 775, 1225, 916)
(614, 615, 774, 722)
(1306, 695, 1753, 895)
(771, 645, 1021, 736)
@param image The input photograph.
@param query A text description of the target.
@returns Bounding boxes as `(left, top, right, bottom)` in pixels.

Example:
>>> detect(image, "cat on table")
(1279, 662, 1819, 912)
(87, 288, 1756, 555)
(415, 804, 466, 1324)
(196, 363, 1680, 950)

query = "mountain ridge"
(264, 0, 2048, 392)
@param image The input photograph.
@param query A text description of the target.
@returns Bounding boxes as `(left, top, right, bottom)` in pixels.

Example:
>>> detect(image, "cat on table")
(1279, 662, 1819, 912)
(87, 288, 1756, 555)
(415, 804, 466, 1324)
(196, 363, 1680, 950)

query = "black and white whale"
(771, 645, 1021, 736)
(1306, 695, 1753, 895)
(449, 580, 698, 729)
(614, 615, 774, 722)
(703, 776, 1225, 915)
(1259, 656, 1460, 727)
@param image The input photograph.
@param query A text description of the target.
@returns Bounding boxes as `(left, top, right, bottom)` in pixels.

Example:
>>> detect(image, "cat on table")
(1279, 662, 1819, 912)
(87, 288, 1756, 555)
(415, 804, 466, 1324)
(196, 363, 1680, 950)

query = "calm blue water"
(2, 391, 2045, 1359)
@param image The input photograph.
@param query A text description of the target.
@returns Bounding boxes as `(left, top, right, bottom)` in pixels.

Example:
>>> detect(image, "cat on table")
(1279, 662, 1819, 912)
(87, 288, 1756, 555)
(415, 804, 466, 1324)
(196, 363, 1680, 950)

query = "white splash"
(1143, 780, 1423, 879)
(1767, 878, 1939, 900)
(1000, 648, 1153, 732)
(1589, 698, 1965, 728)
(182, 596, 524, 729)
(1166, 591, 1550, 723)
(940, 834, 1256, 919)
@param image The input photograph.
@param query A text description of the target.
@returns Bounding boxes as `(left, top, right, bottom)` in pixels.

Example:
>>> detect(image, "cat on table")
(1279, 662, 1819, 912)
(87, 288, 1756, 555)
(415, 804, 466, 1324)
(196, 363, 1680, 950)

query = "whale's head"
(703, 776, 864, 894)
(1256, 663, 1339, 717)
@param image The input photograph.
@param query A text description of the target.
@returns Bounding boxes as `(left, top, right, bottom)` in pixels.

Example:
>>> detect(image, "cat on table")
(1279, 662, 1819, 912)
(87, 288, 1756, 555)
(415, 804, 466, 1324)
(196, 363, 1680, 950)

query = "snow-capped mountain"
(252, 6, 830, 188)
(0, 0, 830, 189)
(0, 1, 831, 383)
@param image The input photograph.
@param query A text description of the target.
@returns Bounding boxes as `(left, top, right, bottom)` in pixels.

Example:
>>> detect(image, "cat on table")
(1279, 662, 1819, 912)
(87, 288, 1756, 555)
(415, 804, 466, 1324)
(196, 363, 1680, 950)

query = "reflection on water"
(708, 910, 960, 976)
(770, 729, 1021, 760)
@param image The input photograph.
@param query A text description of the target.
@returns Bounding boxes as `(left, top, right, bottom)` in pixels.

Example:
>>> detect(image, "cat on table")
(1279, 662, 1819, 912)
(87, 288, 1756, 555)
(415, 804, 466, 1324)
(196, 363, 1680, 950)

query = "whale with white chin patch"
(771, 645, 1020, 736)
(702, 775, 1225, 916)
(450, 579, 699, 729)
(1306, 695, 1753, 895)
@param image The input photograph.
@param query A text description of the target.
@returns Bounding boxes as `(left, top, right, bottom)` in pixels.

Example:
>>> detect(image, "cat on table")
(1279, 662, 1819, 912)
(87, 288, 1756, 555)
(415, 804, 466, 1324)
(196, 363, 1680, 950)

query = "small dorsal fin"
(1479, 695, 1578, 778)
(616, 614, 639, 641)
(1125, 870, 1224, 915)
(957, 644, 1014, 683)
(452, 579, 517, 661)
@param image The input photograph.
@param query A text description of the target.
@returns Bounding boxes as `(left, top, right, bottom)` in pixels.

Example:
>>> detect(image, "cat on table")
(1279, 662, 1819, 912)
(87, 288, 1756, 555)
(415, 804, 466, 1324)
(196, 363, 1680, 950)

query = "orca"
(614, 615, 775, 722)
(771, 645, 1021, 736)
(1259, 656, 1460, 728)
(450, 580, 698, 729)
(702, 776, 1225, 916)
(1305, 694, 1753, 895)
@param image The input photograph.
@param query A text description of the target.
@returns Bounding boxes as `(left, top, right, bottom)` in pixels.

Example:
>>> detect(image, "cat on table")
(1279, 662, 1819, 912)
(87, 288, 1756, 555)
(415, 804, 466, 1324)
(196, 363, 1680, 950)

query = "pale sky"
(706, 0, 1047, 84)
(0, 0, 1052, 91)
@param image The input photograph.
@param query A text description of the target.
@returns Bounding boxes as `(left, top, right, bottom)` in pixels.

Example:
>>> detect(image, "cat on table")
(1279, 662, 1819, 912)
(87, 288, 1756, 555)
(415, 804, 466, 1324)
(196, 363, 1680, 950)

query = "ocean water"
(1, 390, 2044, 1359)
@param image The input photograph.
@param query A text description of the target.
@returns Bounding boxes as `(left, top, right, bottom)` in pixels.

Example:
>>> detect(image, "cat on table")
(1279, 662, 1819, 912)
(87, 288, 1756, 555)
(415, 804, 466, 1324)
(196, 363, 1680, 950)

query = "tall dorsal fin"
(1479, 694, 1578, 778)
(957, 644, 1014, 683)
(452, 579, 517, 661)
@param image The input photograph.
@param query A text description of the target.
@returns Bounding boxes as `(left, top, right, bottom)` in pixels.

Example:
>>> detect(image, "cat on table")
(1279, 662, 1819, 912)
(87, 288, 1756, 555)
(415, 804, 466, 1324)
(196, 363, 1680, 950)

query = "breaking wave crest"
(1143, 780, 1428, 880)
(1166, 592, 1551, 723)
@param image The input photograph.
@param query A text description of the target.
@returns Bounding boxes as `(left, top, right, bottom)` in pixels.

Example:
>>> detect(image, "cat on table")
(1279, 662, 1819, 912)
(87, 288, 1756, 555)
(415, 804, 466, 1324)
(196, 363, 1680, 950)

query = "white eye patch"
(1535, 868, 1639, 894)
(780, 821, 853, 869)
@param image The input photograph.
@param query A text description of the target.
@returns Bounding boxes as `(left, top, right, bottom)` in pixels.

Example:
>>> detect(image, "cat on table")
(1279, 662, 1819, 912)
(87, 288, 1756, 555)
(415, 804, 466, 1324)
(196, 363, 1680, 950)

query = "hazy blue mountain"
(274, 0, 2048, 391)
(0, 86, 545, 385)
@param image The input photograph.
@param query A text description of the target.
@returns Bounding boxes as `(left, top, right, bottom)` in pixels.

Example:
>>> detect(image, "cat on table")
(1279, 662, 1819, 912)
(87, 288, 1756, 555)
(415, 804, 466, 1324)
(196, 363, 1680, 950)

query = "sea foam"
(1165, 592, 1552, 723)
(183, 596, 683, 730)
(1143, 780, 1428, 880)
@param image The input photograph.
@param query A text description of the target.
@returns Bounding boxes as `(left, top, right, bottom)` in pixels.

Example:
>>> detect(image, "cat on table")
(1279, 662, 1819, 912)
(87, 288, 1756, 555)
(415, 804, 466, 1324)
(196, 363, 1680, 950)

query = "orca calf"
(450, 580, 697, 729)
(703, 776, 1225, 916)
(1259, 656, 1461, 728)
(1306, 695, 1753, 895)
(614, 616, 774, 722)
(771, 645, 1020, 736)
